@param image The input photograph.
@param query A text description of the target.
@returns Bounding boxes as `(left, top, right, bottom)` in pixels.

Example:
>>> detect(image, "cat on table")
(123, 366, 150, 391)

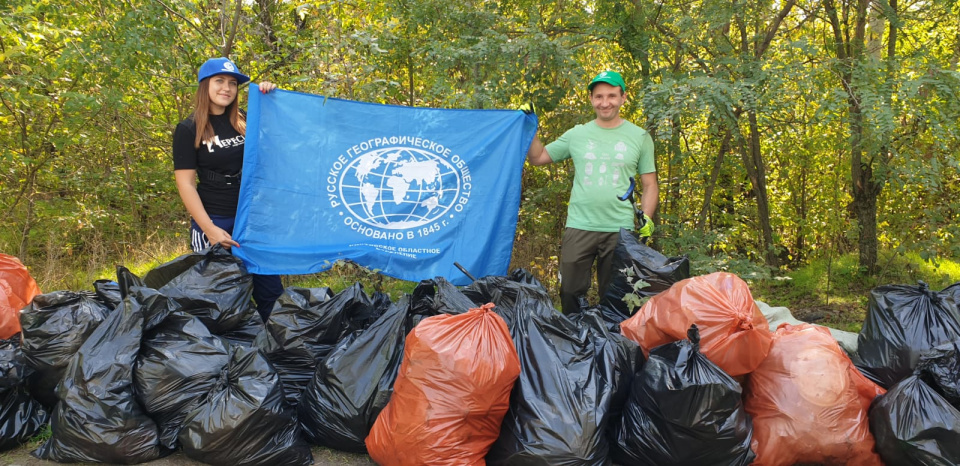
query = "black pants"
(191, 216, 283, 322)
(559, 228, 620, 314)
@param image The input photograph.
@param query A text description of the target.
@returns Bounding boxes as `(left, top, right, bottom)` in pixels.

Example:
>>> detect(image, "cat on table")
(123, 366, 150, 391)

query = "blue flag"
(233, 87, 538, 285)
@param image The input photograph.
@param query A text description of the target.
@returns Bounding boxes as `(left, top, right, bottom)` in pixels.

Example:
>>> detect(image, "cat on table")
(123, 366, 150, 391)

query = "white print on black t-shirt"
(203, 134, 246, 153)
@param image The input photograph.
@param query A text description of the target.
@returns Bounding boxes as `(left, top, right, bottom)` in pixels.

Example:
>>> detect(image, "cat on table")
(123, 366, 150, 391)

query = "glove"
(637, 214, 654, 237)
(519, 102, 536, 114)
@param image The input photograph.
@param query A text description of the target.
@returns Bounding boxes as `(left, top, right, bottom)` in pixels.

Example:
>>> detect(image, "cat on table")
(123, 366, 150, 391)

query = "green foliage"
(288, 261, 418, 302)
(1, 0, 957, 302)
(617, 266, 651, 313)
(654, 214, 773, 280)
(1, 0, 189, 275)
(876, 252, 960, 290)
(766, 253, 868, 305)
(28, 423, 52, 446)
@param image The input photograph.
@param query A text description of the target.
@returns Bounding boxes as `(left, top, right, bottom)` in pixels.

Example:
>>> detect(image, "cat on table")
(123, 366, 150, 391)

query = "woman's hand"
(205, 226, 240, 249)
(259, 81, 277, 94)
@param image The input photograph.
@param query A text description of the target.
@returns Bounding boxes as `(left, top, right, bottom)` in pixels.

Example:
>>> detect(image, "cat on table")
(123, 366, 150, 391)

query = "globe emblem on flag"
(340, 146, 462, 230)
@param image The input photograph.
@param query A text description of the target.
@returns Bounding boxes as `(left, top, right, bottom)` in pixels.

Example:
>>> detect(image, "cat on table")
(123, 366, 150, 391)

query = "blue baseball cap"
(197, 57, 250, 85)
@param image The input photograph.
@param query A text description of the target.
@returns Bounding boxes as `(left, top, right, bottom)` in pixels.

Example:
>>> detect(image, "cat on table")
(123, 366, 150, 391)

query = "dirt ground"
(0, 444, 376, 466)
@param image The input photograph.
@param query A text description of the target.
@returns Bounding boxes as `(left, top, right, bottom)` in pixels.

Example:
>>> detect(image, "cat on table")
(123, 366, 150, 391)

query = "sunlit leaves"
(0, 0, 956, 275)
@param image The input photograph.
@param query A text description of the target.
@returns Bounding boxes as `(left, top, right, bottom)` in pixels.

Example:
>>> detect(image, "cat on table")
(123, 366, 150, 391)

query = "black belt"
(199, 169, 241, 186)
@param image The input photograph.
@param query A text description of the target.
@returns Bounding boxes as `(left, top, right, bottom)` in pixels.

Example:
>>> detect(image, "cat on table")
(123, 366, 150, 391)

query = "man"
(526, 70, 659, 313)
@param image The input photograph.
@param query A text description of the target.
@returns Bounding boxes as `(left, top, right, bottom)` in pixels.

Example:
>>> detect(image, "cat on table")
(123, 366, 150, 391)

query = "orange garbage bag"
(366, 304, 520, 466)
(620, 272, 772, 376)
(0, 254, 41, 339)
(744, 323, 885, 466)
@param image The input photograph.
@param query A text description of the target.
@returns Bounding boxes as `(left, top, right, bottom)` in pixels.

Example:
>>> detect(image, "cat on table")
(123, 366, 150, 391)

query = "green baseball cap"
(588, 70, 625, 92)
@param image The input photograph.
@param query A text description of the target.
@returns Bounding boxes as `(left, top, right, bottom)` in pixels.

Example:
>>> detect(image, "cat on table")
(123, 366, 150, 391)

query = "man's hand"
(637, 214, 655, 238)
(519, 102, 536, 114)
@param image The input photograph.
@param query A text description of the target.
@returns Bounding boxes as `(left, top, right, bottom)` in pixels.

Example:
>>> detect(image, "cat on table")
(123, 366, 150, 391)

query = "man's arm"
(526, 136, 553, 166)
(639, 171, 659, 216)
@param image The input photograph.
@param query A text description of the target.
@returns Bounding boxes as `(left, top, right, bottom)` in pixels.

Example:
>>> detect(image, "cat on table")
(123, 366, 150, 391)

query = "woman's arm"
(174, 169, 239, 248)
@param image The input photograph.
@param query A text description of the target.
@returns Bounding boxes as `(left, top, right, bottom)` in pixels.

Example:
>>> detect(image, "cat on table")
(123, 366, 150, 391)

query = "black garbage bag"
(947, 282, 960, 304)
(856, 281, 960, 388)
(134, 312, 231, 450)
(0, 337, 48, 452)
(462, 273, 558, 332)
(601, 228, 690, 316)
(568, 307, 644, 375)
(218, 311, 266, 348)
(612, 325, 755, 466)
(915, 340, 960, 409)
(370, 290, 393, 324)
(179, 345, 312, 466)
(143, 244, 257, 334)
(486, 291, 638, 465)
(582, 302, 631, 333)
(92, 279, 123, 309)
(255, 284, 388, 405)
(19, 290, 112, 408)
(297, 278, 470, 452)
(508, 268, 547, 289)
(33, 270, 176, 463)
(411, 275, 477, 315)
(869, 364, 960, 465)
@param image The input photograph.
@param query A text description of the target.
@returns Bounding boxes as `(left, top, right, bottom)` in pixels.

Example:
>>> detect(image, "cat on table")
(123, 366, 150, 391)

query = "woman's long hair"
(192, 78, 247, 148)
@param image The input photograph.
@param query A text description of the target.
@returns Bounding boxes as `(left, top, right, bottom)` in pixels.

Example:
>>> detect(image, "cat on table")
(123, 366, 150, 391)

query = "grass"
(24, 231, 193, 292)
(24, 235, 420, 300)
(19, 231, 959, 334)
(286, 261, 418, 302)
(749, 251, 960, 333)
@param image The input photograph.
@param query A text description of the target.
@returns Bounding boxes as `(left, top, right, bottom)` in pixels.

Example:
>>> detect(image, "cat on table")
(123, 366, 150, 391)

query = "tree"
(600, 0, 799, 268)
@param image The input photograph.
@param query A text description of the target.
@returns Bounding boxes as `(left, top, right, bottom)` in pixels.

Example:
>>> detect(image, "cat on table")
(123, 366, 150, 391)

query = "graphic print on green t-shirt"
(545, 120, 655, 232)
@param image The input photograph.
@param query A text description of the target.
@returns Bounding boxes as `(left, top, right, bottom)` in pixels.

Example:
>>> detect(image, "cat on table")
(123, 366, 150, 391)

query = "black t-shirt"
(172, 113, 245, 216)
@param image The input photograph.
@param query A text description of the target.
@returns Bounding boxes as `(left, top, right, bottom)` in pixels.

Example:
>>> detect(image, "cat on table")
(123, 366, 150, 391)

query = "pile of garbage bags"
(0, 254, 47, 449)
(858, 282, 960, 464)
(7, 248, 313, 465)
(1, 234, 960, 466)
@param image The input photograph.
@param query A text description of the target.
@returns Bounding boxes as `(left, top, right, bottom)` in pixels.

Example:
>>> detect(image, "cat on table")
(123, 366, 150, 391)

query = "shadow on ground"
(0, 444, 376, 466)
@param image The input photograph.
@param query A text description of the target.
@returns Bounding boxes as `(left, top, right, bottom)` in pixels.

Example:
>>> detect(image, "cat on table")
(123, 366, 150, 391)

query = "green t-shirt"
(546, 120, 655, 232)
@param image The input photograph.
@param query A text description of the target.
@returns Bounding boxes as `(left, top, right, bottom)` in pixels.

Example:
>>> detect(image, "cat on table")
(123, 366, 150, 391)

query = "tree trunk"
(114, 111, 139, 223)
(628, 0, 652, 87)
(666, 114, 682, 221)
(744, 110, 778, 267)
(697, 128, 730, 231)
(407, 55, 415, 106)
(825, 0, 880, 273)
(256, 0, 278, 53)
(853, 161, 880, 272)
(222, 0, 243, 57)
(792, 166, 808, 263)
(19, 198, 34, 259)
(847, 73, 880, 273)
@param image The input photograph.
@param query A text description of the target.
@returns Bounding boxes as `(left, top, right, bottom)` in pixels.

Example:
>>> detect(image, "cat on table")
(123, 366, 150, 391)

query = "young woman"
(172, 57, 281, 322)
